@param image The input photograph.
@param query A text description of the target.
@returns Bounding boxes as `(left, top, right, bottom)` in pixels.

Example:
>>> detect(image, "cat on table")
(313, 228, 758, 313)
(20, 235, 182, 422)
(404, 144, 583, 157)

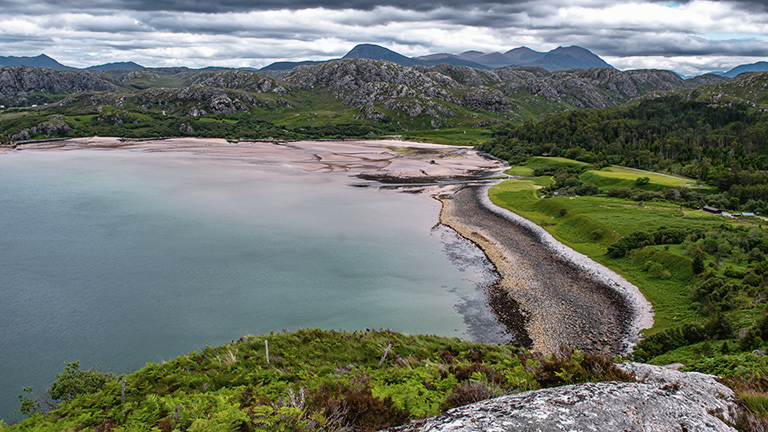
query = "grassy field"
(580, 166, 695, 191)
(504, 157, 589, 176)
(401, 127, 493, 146)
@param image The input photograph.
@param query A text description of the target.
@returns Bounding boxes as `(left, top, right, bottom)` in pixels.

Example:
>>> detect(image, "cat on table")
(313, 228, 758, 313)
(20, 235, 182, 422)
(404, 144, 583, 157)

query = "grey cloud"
(0, 0, 765, 74)
(3, 0, 532, 14)
(7, 0, 765, 14)
(558, 30, 768, 59)
(666, 0, 768, 11)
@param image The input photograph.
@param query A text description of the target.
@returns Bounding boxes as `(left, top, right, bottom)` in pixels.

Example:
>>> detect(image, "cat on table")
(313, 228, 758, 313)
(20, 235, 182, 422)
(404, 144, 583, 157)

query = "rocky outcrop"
(0, 66, 119, 100)
(684, 73, 731, 88)
(188, 70, 287, 94)
(388, 363, 738, 432)
(463, 88, 508, 112)
(132, 87, 263, 115)
(696, 71, 768, 107)
(11, 115, 73, 140)
(284, 59, 438, 92)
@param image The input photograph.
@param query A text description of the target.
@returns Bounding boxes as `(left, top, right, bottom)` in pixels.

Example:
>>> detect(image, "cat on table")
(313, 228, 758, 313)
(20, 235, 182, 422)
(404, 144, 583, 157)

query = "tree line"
(480, 95, 768, 205)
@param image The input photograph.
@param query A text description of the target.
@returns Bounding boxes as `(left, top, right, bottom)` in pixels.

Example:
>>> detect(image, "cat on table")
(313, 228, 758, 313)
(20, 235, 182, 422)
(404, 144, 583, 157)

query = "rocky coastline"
(437, 184, 654, 357)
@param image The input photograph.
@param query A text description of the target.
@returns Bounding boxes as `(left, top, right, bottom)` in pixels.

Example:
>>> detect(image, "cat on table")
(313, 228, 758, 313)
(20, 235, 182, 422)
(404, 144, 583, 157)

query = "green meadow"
(580, 166, 694, 191)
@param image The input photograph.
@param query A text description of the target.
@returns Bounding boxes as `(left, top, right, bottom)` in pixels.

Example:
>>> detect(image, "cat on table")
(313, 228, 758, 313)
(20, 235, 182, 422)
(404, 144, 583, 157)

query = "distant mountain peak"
(0, 53, 73, 70)
(534, 46, 613, 70)
(86, 61, 145, 71)
(343, 44, 410, 61)
(339, 44, 489, 68)
(723, 61, 768, 78)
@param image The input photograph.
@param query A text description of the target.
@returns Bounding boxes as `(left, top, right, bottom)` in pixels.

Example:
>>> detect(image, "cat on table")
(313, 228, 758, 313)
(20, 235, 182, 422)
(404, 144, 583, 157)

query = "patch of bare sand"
(15, 138, 503, 181)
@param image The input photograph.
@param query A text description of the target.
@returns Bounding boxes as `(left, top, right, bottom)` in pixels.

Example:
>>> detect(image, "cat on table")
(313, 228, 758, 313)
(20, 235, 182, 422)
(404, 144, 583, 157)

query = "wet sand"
(12, 137, 501, 181)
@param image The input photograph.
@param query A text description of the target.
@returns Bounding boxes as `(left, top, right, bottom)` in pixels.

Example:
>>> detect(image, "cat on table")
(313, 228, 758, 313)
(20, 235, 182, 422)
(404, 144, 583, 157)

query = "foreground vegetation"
(3, 329, 634, 431)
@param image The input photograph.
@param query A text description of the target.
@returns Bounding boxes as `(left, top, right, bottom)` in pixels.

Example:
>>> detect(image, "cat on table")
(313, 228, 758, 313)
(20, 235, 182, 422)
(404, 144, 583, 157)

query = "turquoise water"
(0, 149, 500, 421)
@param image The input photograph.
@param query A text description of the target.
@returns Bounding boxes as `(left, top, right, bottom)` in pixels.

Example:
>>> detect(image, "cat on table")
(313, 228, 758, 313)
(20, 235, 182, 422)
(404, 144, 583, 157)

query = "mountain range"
(261, 44, 613, 72)
(4, 54, 765, 142)
(0, 54, 145, 72)
(2, 45, 766, 78)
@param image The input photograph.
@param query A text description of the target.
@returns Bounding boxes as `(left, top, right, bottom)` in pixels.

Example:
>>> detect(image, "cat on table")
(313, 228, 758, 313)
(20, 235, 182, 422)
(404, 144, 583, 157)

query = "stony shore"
(438, 185, 654, 357)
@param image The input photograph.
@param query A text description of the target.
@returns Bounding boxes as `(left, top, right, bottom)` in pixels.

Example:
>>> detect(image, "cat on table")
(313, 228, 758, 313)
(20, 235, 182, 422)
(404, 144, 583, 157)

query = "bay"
(0, 148, 500, 421)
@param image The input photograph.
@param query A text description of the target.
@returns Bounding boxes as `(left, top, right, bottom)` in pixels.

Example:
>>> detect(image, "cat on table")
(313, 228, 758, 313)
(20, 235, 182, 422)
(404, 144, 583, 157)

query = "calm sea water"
(0, 149, 501, 421)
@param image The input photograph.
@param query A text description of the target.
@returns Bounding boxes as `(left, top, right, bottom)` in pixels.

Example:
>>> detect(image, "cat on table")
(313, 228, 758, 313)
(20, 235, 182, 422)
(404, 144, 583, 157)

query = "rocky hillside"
(0, 66, 119, 103)
(0, 59, 715, 120)
(280, 59, 685, 122)
(2, 59, 758, 144)
(187, 69, 286, 94)
(692, 71, 768, 107)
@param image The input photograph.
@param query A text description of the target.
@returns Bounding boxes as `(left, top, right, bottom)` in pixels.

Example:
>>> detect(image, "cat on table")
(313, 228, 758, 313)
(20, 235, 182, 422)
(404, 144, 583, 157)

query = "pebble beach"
(438, 185, 654, 356)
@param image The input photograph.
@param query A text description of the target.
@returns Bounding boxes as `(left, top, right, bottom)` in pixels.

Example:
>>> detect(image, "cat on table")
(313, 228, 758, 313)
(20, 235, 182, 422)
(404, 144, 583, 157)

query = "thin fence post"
(122, 376, 126, 404)
(265, 340, 270, 364)
(378, 343, 392, 367)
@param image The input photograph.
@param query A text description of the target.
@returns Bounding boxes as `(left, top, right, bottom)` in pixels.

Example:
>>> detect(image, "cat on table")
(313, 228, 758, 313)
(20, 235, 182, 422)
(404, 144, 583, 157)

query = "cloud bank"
(1, 0, 765, 75)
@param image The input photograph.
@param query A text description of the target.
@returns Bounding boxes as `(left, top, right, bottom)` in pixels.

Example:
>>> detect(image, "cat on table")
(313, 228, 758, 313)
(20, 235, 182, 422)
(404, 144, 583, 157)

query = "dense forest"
(480, 95, 768, 208)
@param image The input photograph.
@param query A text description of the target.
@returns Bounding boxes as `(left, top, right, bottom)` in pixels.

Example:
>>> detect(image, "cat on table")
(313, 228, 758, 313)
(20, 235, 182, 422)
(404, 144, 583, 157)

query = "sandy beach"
(12, 137, 652, 356)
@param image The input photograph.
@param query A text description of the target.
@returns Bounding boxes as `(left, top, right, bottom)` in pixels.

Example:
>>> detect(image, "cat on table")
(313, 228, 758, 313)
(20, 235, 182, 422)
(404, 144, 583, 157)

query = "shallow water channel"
(0, 148, 505, 421)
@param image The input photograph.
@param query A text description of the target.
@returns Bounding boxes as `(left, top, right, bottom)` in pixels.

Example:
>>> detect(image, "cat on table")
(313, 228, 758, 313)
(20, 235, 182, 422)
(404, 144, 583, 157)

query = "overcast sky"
(1, 0, 765, 76)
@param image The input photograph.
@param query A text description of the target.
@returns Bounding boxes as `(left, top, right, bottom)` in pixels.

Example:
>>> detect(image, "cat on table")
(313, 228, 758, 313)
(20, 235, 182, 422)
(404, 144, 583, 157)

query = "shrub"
(740, 327, 764, 352)
(533, 347, 635, 388)
(440, 381, 504, 411)
(693, 255, 705, 275)
(705, 314, 734, 340)
(607, 187, 633, 199)
(630, 190, 663, 201)
(635, 176, 651, 186)
(49, 361, 114, 403)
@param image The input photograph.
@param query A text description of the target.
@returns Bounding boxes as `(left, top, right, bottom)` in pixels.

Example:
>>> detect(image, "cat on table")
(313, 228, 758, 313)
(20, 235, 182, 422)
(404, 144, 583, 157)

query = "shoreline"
(9, 137, 654, 355)
(478, 184, 655, 351)
(437, 184, 654, 356)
